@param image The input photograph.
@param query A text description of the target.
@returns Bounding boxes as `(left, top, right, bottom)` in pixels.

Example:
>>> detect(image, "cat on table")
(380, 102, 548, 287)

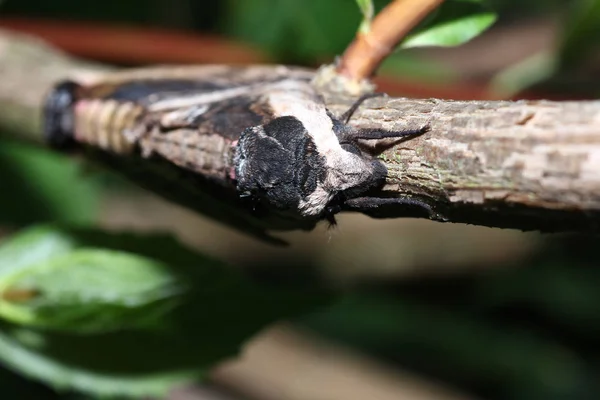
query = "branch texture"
(325, 93, 600, 232)
(2, 29, 600, 233)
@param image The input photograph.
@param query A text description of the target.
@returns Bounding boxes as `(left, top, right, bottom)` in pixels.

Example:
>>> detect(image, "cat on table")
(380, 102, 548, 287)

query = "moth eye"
(341, 143, 361, 156)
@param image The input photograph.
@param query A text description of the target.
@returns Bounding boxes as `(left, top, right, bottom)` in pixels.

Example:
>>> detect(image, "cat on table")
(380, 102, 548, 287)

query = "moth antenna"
(341, 92, 385, 124)
(348, 125, 430, 141)
(336, 93, 430, 143)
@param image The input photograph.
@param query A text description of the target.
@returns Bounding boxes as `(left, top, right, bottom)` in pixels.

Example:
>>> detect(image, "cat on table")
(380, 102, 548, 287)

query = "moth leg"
(343, 196, 445, 220)
(324, 204, 342, 227)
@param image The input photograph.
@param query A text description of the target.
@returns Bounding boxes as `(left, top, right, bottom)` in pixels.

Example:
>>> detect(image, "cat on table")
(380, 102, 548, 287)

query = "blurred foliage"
(302, 235, 600, 400)
(0, 139, 103, 226)
(399, 1, 496, 49)
(0, 225, 330, 398)
(2, 0, 597, 90)
(491, 0, 600, 97)
(0, 228, 183, 333)
(355, 0, 496, 50)
(0, 0, 599, 399)
(355, 0, 375, 34)
(557, 0, 600, 76)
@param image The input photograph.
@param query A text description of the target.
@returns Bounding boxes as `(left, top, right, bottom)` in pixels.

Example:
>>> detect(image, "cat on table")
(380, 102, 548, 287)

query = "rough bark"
(325, 93, 600, 232)
(2, 29, 600, 233)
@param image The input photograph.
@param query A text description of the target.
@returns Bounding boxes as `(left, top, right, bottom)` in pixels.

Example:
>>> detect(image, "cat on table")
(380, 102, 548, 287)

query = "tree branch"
(1, 29, 599, 233)
(325, 93, 600, 232)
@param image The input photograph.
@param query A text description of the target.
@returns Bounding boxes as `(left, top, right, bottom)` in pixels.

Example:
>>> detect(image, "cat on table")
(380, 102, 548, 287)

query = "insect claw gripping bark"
(43, 66, 433, 244)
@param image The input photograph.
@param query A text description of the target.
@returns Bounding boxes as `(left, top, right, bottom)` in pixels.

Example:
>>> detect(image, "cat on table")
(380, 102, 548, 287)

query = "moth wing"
(76, 72, 329, 244)
(91, 148, 291, 246)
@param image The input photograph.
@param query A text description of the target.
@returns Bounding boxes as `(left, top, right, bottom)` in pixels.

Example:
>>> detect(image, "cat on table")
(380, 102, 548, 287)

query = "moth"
(43, 65, 430, 245)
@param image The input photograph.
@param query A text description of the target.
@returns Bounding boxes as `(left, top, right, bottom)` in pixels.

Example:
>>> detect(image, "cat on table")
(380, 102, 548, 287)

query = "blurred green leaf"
(0, 225, 330, 398)
(0, 225, 76, 280)
(400, 1, 497, 49)
(0, 139, 103, 226)
(0, 249, 183, 333)
(355, 0, 374, 33)
(223, 0, 495, 66)
(0, 225, 194, 334)
(401, 13, 496, 48)
(355, 0, 374, 16)
(0, 324, 202, 399)
(490, 51, 557, 97)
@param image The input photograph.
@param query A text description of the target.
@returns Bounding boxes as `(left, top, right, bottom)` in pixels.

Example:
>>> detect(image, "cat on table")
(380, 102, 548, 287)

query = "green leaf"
(0, 225, 331, 398)
(355, 0, 374, 17)
(355, 0, 374, 33)
(0, 225, 77, 281)
(401, 10, 496, 49)
(0, 139, 103, 226)
(0, 226, 188, 333)
(0, 324, 203, 398)
(0, 250, 183, 333)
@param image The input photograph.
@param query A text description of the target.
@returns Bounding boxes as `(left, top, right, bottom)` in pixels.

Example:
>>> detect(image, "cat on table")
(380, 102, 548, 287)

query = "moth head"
(234, 115, 389, 219)
(338, 142, 388, 197)
(333, 126, 389, 198)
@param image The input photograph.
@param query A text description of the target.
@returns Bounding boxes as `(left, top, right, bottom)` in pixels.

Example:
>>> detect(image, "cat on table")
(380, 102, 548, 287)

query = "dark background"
(1, 1, 600, 399)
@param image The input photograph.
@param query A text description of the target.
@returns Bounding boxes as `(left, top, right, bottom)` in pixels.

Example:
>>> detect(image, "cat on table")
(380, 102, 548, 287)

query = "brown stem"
(337, 0, 445, 81)
(324, 93, 600, 232)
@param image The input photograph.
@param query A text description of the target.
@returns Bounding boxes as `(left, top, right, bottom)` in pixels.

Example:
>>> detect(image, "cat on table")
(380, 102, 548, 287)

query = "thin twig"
(337, 0, 445, 82)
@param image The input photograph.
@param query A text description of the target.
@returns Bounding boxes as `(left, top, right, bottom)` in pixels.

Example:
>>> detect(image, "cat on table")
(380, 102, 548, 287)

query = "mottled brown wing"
(44, 66, 317, 245)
